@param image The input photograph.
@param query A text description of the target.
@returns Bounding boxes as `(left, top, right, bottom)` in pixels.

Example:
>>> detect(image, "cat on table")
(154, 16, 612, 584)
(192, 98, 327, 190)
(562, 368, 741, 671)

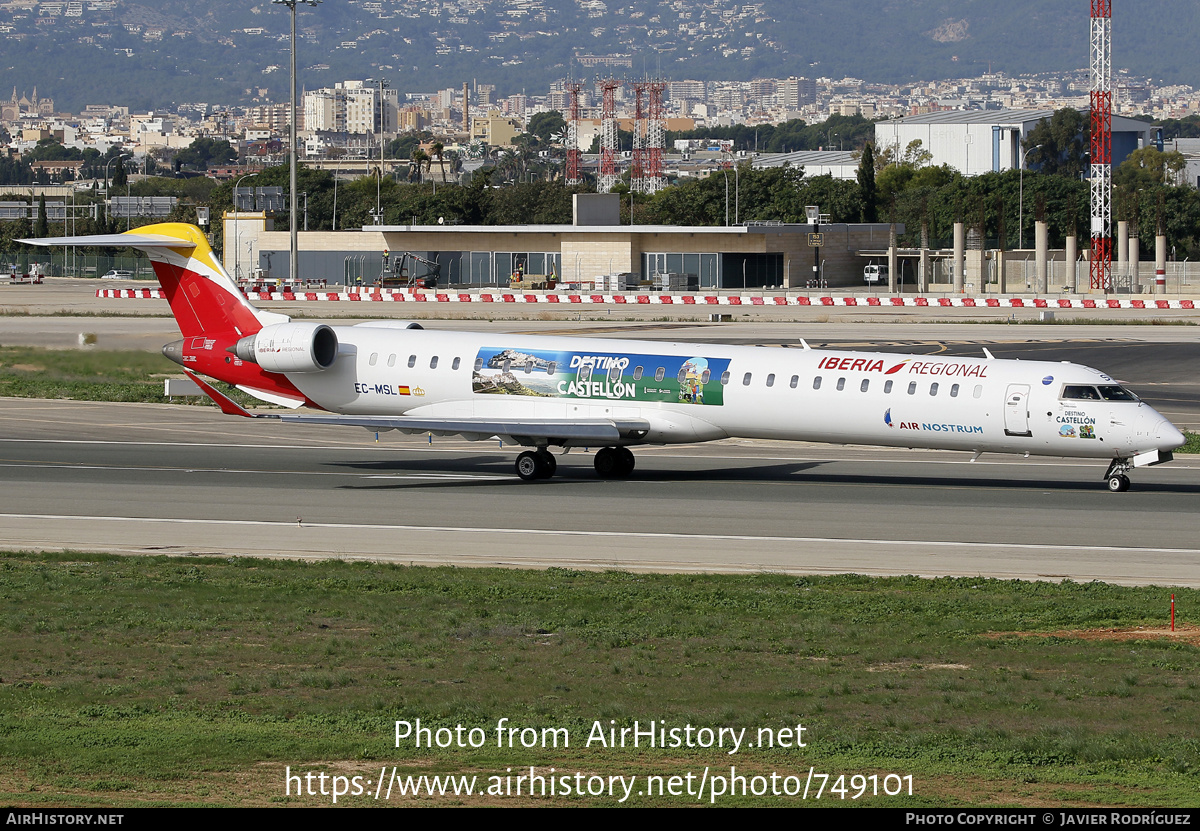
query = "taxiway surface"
(0, 399, 1197, 587)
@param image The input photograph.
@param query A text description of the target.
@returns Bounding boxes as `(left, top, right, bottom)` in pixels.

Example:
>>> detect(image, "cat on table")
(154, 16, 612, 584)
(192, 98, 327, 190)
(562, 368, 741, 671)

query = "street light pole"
(1019, 143, 1042, 250)
(376, 77, 389, 224)
(273, 0, 321, 284)
(233, 172, 258, 282)
(102, 153, 129, 226)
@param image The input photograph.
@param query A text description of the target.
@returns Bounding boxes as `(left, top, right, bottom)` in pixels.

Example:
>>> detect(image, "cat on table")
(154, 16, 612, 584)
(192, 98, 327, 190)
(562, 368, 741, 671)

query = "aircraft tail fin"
(20, 223, 287, 339)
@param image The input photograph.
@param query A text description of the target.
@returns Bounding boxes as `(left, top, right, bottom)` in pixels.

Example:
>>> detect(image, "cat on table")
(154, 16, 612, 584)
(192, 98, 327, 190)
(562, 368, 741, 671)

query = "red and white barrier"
(94, 288, 1198, 310)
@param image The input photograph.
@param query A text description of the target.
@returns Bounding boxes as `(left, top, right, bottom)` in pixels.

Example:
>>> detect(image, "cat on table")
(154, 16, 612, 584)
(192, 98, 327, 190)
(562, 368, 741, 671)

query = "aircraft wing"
(274, 412, 649, 444)
(184, 370, 647, 443)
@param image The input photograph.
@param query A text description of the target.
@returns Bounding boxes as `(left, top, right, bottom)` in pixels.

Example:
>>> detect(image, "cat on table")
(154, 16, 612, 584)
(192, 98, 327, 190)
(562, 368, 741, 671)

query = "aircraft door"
(1004, 384, 1032, 437)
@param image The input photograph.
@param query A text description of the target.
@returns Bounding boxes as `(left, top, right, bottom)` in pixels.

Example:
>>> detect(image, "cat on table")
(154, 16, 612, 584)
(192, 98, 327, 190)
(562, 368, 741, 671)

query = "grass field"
(0, 346, 259, 407)
(1, 551, 1197, 807)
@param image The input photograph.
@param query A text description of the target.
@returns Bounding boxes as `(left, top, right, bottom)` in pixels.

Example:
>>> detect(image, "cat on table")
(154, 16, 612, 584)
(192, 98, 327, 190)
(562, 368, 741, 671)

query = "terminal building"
(226, 196, 900, 290)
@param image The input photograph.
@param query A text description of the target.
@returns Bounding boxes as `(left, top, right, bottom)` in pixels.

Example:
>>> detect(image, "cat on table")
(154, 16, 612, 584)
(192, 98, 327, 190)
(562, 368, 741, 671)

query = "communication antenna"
(1089, 0, 1113, 292)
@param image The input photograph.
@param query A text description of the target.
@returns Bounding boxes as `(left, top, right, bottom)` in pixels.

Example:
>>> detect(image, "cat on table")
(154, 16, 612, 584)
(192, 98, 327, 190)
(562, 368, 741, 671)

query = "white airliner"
(23, 223, 1186, 491)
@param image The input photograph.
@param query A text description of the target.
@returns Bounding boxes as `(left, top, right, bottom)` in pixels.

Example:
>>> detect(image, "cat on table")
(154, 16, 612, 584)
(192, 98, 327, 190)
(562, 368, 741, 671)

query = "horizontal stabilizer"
(17, 234, 198, 250)
(184, 370, 256, 418)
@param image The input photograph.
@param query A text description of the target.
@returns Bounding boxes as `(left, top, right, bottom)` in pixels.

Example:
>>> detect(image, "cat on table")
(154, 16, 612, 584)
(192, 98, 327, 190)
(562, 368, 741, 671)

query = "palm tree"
(431, 141, 447, 184)
(409, 148, 429, 183)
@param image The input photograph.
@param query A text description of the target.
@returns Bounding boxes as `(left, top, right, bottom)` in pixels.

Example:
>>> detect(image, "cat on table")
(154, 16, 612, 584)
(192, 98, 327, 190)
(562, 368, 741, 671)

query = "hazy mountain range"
(1, 0, 1196, 113)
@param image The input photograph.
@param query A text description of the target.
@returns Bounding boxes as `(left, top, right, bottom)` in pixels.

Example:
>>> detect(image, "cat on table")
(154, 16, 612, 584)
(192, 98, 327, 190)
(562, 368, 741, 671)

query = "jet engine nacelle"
(234, 322, 338, 373)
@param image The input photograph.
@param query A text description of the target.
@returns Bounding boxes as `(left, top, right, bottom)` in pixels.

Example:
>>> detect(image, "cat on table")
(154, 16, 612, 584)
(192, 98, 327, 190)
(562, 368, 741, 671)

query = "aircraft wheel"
(615, 446, 635, 478)
(594, 447, 619, 479)
(535, 449, 557, 479)
(1107, 474, 1131, 493)
(516, 451, 543, 481)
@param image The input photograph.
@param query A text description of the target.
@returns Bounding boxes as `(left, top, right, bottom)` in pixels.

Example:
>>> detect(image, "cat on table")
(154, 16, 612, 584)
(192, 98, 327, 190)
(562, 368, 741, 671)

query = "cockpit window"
(1097, 385, 1138, 402)
(1061, 385, 1101, 400)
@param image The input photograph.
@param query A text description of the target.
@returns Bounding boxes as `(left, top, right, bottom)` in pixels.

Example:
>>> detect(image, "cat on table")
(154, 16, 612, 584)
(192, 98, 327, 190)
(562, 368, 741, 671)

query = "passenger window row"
(367, 353, 464, 371)
(360, 354, 984, 402)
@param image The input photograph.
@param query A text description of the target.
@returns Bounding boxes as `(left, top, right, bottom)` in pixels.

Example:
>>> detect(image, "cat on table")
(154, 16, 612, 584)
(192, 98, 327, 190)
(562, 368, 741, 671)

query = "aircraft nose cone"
(1158, 419, 1187, 453)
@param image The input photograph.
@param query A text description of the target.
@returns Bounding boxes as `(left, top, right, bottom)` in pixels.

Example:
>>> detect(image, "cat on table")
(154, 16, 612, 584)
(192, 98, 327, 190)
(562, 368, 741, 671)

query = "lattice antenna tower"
(565, 79, 584, 186)
(630, 80, 648, 192)
(597, 76, 621, 192)
(1089, 0, 1113, 291)
(644, 79, 667, 194)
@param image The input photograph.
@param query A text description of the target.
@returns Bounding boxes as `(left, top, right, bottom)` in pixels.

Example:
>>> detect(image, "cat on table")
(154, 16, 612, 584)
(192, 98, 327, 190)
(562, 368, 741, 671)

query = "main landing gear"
(593, 446, 635, 479)
(1104, 458, 1132, 493)
(513, 446, 636, 481)
(515, 448, 557, 481)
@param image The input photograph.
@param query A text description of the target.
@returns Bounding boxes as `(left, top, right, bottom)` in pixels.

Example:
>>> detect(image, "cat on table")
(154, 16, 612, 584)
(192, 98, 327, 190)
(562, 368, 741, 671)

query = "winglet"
(184, 370, 255, 417)
(982, 348, 995, 360)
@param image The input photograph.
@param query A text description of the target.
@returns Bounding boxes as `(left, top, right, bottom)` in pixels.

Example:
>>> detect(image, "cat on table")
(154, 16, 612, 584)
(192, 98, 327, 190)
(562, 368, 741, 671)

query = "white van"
(863, 264, 888, 284)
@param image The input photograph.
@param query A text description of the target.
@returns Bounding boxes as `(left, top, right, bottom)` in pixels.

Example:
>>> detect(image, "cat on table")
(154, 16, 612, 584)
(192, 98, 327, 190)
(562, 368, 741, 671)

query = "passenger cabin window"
(720, 371, 731, 385)
(408, 355, 417, 368)
(766, 373, 775, 388)
(387, 354, 396, 368)
(474, 357, 484, 371)
(973, 385, 983, 399)
(609, 365, 622, 383)
(502, 359, 512, 373)
(525, 361, 535, 374)
(633, 366, 644, 381)
(930, 382, 939, 396)
(677, 367, 689, 384)
(546, 361, 557, 375)
(836, 377, 846, 391)
(908, 382, 917, 395)
(430, 356, 439, 369)
(701, 369, 711, 384)
(369, 353, 378, 366)
(860, 379, 869, 393)
(790, 375, 799, 389)
(884, 380, 893, 394)
(950, 384, 959, 398)
(578, 365, 593, 382)
(452, 357, 461, 370)
(742, 372, 752, 386)
(813, 377, 822, 390)
(655, 367, 666, 382)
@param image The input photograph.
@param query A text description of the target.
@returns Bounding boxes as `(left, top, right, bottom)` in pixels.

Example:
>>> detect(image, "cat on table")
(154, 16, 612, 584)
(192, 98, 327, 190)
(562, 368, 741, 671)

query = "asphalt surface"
(0, 280, 1197, 586)
(0, 399, 1197, 587)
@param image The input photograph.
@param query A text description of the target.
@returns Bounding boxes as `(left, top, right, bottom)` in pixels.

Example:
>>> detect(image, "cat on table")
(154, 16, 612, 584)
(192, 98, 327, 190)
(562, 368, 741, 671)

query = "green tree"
(857, 143, 878, 222)
(1114, 146, 1187, 189)
(111, 158, 128, 188)
(526, 111, 566, 145)
(174, 138, 237, 173)
(35, 195, 48, 238)
(1023, 109, 1088, 178)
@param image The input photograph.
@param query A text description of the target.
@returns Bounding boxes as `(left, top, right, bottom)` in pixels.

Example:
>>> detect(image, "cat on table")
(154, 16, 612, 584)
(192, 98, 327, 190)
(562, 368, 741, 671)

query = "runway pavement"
(0, 399, 1197, 587)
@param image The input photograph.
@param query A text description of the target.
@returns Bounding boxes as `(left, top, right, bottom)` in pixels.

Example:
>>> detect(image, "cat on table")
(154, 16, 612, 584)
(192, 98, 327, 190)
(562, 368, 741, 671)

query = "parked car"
(100, 269, 134, 280)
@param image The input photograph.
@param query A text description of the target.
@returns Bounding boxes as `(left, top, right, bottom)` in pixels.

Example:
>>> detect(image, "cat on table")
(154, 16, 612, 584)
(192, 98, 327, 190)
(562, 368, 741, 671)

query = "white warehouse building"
(874, 109, 1155, 176)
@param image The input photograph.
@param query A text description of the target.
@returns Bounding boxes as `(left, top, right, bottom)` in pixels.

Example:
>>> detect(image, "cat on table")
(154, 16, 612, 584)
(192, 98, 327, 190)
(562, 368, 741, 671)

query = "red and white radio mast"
(597, 76, 621, 192)
(1089, 0, 1113, 292)
(564, 79, 584, 186)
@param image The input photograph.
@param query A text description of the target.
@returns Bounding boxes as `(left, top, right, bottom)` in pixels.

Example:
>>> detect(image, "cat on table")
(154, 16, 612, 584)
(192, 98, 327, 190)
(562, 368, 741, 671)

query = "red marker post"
(1171, 594, 1175, 632)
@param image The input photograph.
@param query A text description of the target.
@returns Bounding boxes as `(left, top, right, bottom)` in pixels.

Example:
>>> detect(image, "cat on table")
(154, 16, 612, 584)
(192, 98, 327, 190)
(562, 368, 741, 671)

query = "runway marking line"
(2, 512, 1200, 558)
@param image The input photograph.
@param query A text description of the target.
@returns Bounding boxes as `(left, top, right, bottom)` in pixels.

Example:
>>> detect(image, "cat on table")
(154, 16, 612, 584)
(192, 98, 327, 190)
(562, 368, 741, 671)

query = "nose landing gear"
(1104, 458, 1132, 492)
